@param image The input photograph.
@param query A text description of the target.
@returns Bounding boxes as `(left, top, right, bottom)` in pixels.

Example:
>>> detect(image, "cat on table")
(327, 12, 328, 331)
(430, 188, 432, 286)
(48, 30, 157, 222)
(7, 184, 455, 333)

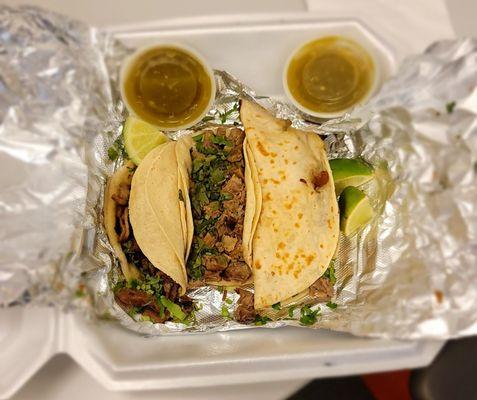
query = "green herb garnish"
(326, 301, 338, 309)
(108, 146, 118, 161)
(272, 302, 281, 311)
(288, 305, 297, 318)
(299, 305, 320, 326)
(160, 296, 187, 321)
(225, 298, 233, 305)
(254, 315, 272, 326)
(446, 101, 456, 114)
(221, 305, 231, 318)
(323, 260, 336, 285)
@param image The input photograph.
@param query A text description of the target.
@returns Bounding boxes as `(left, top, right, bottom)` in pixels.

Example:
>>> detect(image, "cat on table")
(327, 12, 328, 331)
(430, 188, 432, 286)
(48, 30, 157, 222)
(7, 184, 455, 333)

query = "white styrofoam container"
(0, 14, 445, 399)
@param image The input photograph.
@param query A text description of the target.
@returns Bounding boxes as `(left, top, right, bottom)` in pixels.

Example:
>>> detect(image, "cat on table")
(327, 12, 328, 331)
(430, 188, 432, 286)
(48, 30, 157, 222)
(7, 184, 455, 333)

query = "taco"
(239, 100, 339, 310)
(104, 147, 194, 323)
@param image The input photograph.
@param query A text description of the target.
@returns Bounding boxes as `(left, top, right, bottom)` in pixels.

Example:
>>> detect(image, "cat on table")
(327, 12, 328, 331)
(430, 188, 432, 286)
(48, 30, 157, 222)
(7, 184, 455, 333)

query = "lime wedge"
(329, 158, 374, 195)
(123, 116, 169, 165)
(338, 186, 374, 236)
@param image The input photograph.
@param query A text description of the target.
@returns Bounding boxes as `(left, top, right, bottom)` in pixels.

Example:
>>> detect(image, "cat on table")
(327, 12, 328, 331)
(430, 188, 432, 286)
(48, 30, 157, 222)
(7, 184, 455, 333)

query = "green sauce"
(122, 46, 213, 129)
(286, 36, 375, 115)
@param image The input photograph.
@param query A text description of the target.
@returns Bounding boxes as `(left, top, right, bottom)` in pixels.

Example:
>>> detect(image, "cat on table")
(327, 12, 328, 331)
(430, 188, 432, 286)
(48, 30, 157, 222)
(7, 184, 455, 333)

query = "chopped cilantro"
(160, 296, 187, 321)
(254, 315, 272, 326)
(288, 305, 297, 318)
(299, 305, 320, 326)
(323, 260, 336, 285)
(221, 305, 230, 318)
(107, 136, 127, 162)
(326, 301, 338, 309)
(272, 302, 281, 311)
(225, 298, 233, 305)
(129, 278, 139, 289)
(446, 101, 456, 114)
(107, 146, 118, 161)
(127, 306, 142, 318)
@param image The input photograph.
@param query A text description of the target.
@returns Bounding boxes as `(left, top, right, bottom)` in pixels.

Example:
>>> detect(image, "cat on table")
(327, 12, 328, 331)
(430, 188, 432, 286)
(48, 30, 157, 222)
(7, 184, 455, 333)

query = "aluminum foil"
(1, 6, 476, 339)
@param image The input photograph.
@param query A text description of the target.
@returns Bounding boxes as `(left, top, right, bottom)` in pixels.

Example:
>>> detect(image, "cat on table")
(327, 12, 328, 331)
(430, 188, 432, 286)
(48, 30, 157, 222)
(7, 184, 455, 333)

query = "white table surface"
(5, 0, 476, 399)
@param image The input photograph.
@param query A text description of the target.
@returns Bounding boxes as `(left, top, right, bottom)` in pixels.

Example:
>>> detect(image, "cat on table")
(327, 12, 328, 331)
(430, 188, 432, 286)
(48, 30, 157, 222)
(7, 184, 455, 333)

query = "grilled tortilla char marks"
(187, 127, 251, 283)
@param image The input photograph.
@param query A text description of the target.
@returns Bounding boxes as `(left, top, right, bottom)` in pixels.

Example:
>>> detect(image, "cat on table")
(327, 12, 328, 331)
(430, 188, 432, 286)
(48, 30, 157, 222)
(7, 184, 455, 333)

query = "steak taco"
(104, 145, 194, 324)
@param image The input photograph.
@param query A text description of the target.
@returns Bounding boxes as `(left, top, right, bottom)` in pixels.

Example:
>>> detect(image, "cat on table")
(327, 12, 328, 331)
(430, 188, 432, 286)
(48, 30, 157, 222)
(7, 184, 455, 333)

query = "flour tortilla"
(240, 100, 339, 310)
(129, 142, 190, 295)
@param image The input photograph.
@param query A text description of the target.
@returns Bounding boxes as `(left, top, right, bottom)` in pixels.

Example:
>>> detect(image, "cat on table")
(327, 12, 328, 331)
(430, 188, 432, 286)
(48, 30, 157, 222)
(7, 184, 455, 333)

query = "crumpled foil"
(1, 6, 476, 339)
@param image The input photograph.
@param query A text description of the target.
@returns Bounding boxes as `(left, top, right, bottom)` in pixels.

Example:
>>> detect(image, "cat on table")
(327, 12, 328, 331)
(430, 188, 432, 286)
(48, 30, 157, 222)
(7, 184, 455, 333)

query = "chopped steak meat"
(308, 276, 333, 301)
(142, 308, 170, 323)
(111, 182, 130, 205)
(115, 288, 153, 308)
(117, 206, 130, 243)
(203, 254, 228, 272)
(187, 128, 250, 283)
(223, 262, 251, 282)
(234, 289, 256, 323)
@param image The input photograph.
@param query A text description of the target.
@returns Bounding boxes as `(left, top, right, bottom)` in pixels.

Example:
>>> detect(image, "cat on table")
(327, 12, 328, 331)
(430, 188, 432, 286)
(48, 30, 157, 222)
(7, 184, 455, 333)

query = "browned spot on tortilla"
(257, 141, 269, 157)
(264, 192, 272, 202)
(299, 178, 307, 184)
(272, 210, 277, 215)
(270, 159, 275, 165)
(271, 152, 277, 158)
(271, 178, 280, 185)
(263, 178, 268, 184)
(294, 145, 299, 150)
(319, 243, 324, 249)
(271, 271, 275, 276)
(312, 171, 329, 190)
(327, 219, 333, 229)
(275, 252, 280, 258)
(273, 228, 278, 232)
(293, 161, 297, 165)
(278, 242, 286, 250)
(285, 159, 289, 165)
(298, 213, 303, 220)
(254, 260, 262, 270)
(285, 203, 292, 210)
(295, 223, 300, 228)
(305, 254, 316, 266)
(435, 290, 444, 303)
(293, 270, 300, 278)
(331, 205, 334, 213)
(284, 252, 290, 259)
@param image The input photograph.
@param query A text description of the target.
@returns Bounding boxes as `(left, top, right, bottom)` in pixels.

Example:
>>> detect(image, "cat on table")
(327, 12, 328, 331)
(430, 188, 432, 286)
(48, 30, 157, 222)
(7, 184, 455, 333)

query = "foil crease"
(1, 7, 476, 339)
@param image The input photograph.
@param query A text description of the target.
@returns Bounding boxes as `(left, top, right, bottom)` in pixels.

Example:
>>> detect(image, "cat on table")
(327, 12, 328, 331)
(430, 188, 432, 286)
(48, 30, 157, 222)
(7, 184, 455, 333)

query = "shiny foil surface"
(1, 6, 476, 339)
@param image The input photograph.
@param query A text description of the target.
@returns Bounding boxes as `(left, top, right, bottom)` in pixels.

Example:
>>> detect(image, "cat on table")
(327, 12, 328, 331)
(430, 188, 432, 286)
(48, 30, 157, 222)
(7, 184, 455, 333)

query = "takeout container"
(0, 13, 443, 399)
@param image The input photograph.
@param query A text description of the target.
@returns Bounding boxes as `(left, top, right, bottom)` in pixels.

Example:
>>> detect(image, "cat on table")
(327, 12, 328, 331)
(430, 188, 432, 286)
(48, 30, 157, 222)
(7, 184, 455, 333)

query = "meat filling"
(308, 275, 333, 301)
(187, 128, 251, 283)
(234, 288, 256, 323)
